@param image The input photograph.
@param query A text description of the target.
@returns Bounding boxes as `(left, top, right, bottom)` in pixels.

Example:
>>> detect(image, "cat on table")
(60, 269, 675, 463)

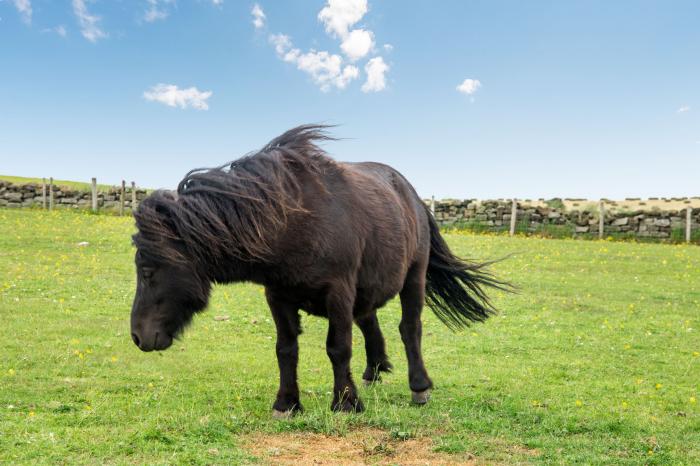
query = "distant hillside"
(0, 175, 138, 192)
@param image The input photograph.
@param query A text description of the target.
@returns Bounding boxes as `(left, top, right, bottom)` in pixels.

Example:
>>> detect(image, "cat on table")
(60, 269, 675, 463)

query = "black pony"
(130, 125, 508, 415)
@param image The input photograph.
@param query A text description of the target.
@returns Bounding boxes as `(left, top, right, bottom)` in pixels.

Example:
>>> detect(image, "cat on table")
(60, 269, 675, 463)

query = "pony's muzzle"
(131, 327, 173, 352)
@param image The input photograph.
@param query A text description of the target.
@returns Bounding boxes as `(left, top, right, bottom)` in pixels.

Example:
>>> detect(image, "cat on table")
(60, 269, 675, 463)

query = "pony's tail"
(424, 206, 513, 330)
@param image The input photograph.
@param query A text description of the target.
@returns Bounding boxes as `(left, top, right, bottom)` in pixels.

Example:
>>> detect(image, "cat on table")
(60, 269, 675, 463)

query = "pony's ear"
(158, 190, 178, 202)
(134, 190, 181, 240)
(133, 190, 188, 263)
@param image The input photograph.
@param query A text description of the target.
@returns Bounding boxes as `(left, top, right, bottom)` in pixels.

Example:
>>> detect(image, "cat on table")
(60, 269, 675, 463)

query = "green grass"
(450, 219, 700, 245)
(1, 209, 699, 464)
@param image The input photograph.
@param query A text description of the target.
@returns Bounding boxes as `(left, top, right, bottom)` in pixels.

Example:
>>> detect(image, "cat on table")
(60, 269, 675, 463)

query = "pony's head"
(130, 191, 211, 351)
(128, 125, 335, 351)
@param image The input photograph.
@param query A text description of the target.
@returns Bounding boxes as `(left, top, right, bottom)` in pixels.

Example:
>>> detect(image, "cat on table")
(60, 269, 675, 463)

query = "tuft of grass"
(0, 209, 699, 464)
(544, 198, 565, 211)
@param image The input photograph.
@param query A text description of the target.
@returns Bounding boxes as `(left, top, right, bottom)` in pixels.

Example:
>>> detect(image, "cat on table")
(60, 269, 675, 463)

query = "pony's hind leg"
(355, 312, 393, 385)
(399, 262, 433, 404)
(265, 289, 303, 418)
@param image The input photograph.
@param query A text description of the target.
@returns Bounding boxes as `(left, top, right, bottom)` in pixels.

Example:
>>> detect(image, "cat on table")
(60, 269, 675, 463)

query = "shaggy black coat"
(130, 125, 508, 413)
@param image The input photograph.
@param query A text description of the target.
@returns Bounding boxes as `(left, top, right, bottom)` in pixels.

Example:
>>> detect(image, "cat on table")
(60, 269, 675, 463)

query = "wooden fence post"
(598, 200, 605, 239)
(49, 177, 54, 211)
(91, 178, 98, 212)
(430, 196, 435, 216)
(120, 180, 125, 216)
(131, 181, 137, 211)
(509, 199, 517, 236)
(687, 207, 693, 243)
(42, 178, 47, 209)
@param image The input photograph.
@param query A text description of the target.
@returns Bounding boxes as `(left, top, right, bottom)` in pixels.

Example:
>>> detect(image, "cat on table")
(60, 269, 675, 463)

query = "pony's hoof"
(271, 409, 295, 420)
(331, 397, 365, 413)
(411, 388, 431, 405)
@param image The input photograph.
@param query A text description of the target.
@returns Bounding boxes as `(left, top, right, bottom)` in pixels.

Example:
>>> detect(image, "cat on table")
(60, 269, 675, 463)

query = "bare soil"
(243, 428, 478, 465)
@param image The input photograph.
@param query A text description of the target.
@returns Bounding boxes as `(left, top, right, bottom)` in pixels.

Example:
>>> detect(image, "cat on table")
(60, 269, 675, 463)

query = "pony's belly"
(353, 286, 400, 318)
(300, 300, 329, 317)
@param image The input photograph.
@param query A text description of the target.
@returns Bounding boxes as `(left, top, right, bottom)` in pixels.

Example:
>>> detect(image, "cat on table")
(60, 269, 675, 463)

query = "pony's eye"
(142, 268, 154, 279)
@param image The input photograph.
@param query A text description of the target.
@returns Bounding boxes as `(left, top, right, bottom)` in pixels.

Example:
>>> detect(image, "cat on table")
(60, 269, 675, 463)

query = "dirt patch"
(243, 428, 477, 465)
(506, 444, 540, 457)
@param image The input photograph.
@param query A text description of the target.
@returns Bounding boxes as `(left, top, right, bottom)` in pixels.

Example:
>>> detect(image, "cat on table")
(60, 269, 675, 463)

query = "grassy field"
(0, 209, 698, 465)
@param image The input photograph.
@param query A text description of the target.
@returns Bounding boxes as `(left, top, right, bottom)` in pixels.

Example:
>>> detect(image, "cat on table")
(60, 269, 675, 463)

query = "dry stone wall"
(427, 199, 700, 240)
(1, 180, 697, 241)
(0, 180, 147, 211)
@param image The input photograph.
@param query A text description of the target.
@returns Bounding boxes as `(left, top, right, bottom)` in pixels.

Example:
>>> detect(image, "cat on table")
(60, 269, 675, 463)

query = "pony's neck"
(209, 259, 259, 285)
(171, 194, 268, 282)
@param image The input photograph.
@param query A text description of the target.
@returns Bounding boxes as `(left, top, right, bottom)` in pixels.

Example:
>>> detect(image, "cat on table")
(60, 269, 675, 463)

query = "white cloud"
(297, 52, 359, 90)
(212, 0, 223, 4)
(270, 34, 293, 59)
(12, 0, 32, 24)
(340, 28, 373, 61)
(251, 3, 265, 29)
(318, 0, 367, 38)
(456, 78, 481, 96)
(143, 84, 213, 110)
(72, 0, 107, 42)
(677, 105, 690, 113)
(268, 1, 388, 93)
(362, 56, 388, 92)
(270, 33, 305, 66)
(42, 25, 68, 37)
(270, 34, 359, 92)
(144, 0, 174, 23)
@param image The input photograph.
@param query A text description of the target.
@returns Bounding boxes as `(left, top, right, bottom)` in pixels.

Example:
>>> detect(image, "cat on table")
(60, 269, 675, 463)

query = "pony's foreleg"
(355, 312, 392, 385)
(399, 262, 433, 404)
(325, 280, 364, 412)
(265, 289, 303, 418)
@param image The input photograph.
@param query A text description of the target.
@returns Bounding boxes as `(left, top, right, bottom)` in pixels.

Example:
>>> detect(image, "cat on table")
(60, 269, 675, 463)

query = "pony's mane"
(133, 124, 337, 266)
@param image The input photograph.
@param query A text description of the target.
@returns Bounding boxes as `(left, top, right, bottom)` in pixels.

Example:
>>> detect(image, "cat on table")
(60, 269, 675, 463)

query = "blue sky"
(1, 0, 698, 199)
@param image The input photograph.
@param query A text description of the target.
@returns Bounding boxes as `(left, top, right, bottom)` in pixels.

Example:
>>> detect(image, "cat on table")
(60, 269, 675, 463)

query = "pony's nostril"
(131, 333, 141, 347)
